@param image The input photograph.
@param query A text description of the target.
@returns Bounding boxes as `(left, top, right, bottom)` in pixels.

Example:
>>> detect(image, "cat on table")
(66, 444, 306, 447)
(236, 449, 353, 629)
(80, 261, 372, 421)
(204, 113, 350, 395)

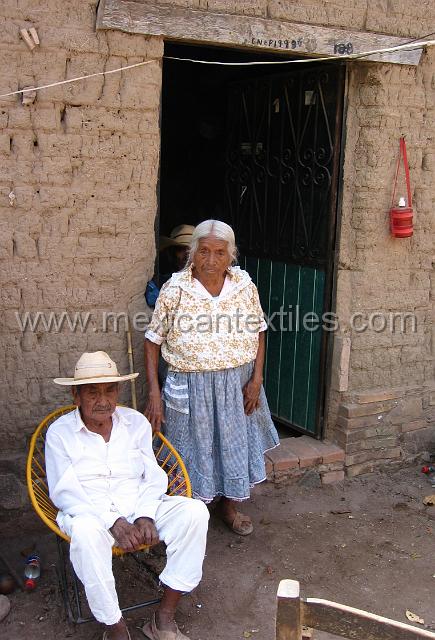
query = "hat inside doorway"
(53, 351, 139, 386)
(159, 224, 195, 251)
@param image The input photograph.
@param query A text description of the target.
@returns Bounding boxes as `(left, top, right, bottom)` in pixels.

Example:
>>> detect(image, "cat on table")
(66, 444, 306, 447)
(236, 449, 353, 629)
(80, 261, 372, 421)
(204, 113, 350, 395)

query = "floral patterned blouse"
(145, 265, 267, 372)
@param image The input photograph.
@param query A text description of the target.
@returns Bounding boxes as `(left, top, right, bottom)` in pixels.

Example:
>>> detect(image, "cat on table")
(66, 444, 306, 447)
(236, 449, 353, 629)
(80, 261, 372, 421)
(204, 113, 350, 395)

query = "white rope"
(0, 39, 433, 99)
(166, 38, 435, 66)
(0, 59, 156, 99)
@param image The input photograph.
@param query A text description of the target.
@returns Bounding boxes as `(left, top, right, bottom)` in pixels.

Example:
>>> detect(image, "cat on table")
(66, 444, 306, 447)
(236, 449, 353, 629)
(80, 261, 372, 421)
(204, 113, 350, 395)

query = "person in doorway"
(144, 220, 279, 536)
(45, 351, 209, 640)
(145, 224, 195, 308)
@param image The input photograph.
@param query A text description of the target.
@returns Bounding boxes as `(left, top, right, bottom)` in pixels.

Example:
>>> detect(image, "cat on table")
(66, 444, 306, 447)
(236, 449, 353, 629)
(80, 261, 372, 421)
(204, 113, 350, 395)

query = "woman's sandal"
(222, 511, 254, 536)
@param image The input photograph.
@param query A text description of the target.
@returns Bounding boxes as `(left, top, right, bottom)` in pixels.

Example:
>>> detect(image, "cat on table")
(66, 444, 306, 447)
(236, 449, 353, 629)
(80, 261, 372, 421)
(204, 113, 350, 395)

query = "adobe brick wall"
(0, 0, 434, 515)
(327, 49, 435, 473)
(0, 1, 162, 463)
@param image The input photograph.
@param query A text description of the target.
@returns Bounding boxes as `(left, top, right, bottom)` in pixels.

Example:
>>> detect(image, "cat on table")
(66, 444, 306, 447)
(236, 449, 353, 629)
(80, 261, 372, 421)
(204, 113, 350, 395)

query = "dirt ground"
(1, 464, 435, 640)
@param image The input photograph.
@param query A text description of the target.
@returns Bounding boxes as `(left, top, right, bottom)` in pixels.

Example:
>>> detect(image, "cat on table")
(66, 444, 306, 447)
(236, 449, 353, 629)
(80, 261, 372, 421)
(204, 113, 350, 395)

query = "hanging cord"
(0, 59, 155, 99)
(0, 39, 434, 99)
(391, 137, 412, 208)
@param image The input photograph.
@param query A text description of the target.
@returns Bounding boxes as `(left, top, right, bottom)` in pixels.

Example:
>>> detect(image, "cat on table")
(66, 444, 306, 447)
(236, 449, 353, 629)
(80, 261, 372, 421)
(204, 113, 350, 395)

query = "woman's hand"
(242, 377, 262, 416)
(144, 339, 164, 432)
(144, 391, 165, 432)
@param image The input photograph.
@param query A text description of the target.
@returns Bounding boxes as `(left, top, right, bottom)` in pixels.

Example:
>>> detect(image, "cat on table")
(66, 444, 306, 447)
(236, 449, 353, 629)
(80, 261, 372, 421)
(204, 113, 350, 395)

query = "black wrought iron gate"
(225, 64, 344, 437)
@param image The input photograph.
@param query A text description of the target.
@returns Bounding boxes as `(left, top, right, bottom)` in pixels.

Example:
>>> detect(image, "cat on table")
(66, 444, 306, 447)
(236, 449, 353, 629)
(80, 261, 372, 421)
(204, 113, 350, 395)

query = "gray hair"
(187, 220, 238, 267)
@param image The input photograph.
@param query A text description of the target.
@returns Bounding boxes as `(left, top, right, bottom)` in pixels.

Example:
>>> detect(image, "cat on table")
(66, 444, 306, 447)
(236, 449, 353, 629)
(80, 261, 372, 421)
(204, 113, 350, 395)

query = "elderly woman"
(144, 220, 279, 535)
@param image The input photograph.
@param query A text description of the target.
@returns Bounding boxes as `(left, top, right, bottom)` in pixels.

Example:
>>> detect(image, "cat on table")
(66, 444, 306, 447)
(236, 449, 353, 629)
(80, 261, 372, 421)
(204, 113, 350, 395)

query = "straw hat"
(159, 224, 195, 251)
(53, 351, 139, 386)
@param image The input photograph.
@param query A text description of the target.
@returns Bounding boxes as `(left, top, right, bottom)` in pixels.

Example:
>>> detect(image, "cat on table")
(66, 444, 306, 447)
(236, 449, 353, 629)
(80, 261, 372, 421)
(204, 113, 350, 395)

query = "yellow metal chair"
(26, 405, 192, 623)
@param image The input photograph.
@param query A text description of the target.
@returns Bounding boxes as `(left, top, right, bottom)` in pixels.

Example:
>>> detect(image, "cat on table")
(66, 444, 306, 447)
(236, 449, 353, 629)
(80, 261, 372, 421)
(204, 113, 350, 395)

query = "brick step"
(266, 436, 345, 486)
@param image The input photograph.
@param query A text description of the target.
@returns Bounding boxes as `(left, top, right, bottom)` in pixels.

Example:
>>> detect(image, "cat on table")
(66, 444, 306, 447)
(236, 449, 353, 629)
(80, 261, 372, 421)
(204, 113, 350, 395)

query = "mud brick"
(338, 400, 396, 418)
(265, 443, 299, 472)
(346, 462, 380, 478)
(336, 426, 397, 447)
(345, 447, 401, 466)
(321, 470, 345, 485)
(273, 469, 304, 485)
(336, 413, 384, 430)
(301, 439, 345, 464)
(284, 437, 323, 468)
(354, 389, 403, 404)
(401, 427, 435, 455)
(317, 462, 345, 473)
(402, 419, 428, 433)
(401, 397, 423, 417)
(344, 436, 399, 455)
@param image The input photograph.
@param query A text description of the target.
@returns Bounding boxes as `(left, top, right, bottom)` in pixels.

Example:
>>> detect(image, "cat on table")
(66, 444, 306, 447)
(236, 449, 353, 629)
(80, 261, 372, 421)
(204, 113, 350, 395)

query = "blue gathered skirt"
(162, 362, 279, 503)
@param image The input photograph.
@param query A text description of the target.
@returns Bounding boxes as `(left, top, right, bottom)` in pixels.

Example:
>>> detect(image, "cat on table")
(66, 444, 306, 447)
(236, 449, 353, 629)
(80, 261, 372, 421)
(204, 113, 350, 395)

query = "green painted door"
(226, 65, 344, 436)
(240, 257, 325, 435)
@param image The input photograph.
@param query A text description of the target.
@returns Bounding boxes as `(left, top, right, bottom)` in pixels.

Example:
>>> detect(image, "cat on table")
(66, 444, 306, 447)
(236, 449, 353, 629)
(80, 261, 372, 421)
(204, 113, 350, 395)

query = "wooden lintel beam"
(97, 0, 423, 66)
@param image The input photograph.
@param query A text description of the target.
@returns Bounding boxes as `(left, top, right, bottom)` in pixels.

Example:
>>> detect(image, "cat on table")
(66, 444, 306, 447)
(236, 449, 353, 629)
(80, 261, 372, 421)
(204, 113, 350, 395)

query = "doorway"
(158, 42, 345, 438)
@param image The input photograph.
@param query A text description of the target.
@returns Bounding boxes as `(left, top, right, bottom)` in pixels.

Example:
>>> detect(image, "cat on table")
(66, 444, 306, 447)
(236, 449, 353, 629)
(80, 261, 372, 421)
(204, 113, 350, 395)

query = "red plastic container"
(390, 199, 413, 238)
(390, 138, 413, 238)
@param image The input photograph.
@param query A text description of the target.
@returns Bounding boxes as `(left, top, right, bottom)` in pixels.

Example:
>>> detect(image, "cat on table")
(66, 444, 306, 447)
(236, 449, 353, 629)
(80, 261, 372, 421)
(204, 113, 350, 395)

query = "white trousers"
(61, 495, 209, 625)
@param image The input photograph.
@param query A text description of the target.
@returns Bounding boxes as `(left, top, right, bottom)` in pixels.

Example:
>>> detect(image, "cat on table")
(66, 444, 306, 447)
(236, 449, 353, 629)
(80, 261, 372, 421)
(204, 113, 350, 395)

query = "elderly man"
(46, 351, 209, 640)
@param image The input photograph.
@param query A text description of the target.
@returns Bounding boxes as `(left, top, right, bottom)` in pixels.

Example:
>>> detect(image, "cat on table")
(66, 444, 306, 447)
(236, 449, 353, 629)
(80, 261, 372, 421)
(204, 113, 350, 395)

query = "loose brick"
(13, 232, 38, 259)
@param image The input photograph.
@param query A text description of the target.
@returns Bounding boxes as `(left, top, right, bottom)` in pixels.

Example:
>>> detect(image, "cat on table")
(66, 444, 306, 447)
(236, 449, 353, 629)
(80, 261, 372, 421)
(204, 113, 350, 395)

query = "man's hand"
(110, 518, 145, 552)
(144, 391, 165, 433)
(242, 378, 262, 416)
(134, 517, 160, 546)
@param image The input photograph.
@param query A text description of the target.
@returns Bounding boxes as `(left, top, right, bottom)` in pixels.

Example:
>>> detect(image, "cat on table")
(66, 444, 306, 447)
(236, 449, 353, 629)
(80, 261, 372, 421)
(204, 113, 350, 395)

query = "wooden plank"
(97, 0, 423, 66)
(276, 580, 302, 640)
(301, 599, 435, 640)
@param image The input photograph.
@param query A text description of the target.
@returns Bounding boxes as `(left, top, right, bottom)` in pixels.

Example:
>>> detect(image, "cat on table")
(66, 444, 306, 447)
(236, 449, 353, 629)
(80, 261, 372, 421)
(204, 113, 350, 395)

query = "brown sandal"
(223, 511, 254, 536)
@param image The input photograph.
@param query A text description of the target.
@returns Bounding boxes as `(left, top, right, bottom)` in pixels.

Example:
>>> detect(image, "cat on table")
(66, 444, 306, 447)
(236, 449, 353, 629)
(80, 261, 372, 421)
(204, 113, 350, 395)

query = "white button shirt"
(45, 406, 168, 531)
